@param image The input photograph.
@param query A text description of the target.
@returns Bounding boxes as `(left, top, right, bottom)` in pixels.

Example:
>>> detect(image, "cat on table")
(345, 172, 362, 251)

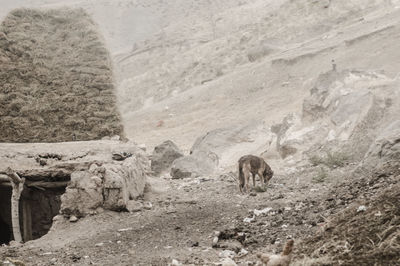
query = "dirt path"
(0, 165, 347, 265)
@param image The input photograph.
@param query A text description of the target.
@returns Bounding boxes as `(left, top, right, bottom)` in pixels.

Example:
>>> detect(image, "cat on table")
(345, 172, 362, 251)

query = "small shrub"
(254, 185, 267, 193)
(309, 155, 325, 166)
(309, 151, 349, 168)
(325, 151, 349, 168)
(312, 167, 328, 183)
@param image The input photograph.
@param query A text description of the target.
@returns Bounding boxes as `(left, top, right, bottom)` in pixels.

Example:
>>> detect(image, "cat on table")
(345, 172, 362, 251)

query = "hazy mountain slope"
(118, 0, 400, 150)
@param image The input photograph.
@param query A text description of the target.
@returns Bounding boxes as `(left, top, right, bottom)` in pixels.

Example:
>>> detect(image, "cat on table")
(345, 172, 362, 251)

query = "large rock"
(190, 123, 273, 168)
(151, 140, 183, 175)
(61, 171, 104, 216)
(61, 153, 148, 215)
(271, 70, 394, 161)
(360, 120, 400, 176)
(302, 70, 389, 143)
(170, 150, 218, 179)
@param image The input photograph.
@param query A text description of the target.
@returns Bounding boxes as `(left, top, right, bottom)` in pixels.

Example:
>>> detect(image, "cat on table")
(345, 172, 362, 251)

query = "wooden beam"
(0, 182, 11, 187)
(26, 181, 69, 189)
(0, 174, 10, 182)
(10, 177, 25, 243)
(6, 167, 22, 183)
(22, 200, 32, 242)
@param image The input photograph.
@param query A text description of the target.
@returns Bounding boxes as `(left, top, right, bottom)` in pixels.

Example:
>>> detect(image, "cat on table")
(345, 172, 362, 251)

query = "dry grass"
(295, 183, 400, 265)
(254, 185, 267, 193)
(0, 8, 124, 142)
(309, 151, 349, 169)
(311, 167, 328, 183)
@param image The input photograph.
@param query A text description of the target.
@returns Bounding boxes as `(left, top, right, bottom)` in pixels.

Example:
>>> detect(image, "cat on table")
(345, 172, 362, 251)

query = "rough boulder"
(151, 140, 183, 175)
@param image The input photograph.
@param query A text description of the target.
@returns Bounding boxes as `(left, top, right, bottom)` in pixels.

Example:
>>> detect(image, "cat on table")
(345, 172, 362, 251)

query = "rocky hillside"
(0, 1, 399, 265)
(0, 8, 123, 142)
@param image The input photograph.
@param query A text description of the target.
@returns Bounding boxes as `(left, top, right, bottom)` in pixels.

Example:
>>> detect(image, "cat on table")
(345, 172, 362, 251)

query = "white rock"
(243, 215, 255, 223)
(117, 227, 133, 232)
(238, 248, 248, 257)
(170, 259, 182, 266)
(111, 135, 120, 141)
(254, 208, 272, 216)
(220, 257, 237, 266)
(143, 201, 153, 210)
(357, 205, 367, 212)
(52, 215, 63, 221)
(126, 200, 143, 212)
(95, 242, 104, 247)
(69, 215, 78, 222)
(212, 236, 219, 246)
(219, 250, 236, 258)
(41, 252, 53, 256)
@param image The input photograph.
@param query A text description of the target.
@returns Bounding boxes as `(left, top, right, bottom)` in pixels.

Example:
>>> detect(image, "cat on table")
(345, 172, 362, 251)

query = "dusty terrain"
(1, 162, 398, 265)
(1, 0, 400, 265)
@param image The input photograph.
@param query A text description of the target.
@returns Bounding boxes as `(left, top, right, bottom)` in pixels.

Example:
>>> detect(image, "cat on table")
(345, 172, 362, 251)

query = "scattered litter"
(118, 227, 133, 232)
(284, 207, 292, 211)
(254, 207, 272, 216)
(170, 259, 182, 266)
(41, 252, 53, 256)
(281, 224, 288, 228)
(219, 249, 236, 258)
(164, 245, 173, 249)
(212, 236, 219, 246)
(243, 215, 255, 223)
(219, 257, 238, 266)
(237, 248, 249, 257)
(375, 211, 382, 217)
(357, 205, 367, 212)
(95, 242, 104, 247)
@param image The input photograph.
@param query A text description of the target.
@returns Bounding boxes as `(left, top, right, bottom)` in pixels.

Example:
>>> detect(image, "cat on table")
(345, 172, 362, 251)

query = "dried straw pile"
(297, 182, 400, 265)
(0, 8, 124, 142)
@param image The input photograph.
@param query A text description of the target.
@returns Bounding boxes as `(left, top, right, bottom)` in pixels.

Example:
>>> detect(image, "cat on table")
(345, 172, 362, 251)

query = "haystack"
(0, 8, 124, 142)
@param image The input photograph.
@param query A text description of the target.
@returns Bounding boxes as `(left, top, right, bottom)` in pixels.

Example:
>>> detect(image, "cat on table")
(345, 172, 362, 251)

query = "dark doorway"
(0, 184, 66, 244)
(22, 187, 66, 241)
(0, 186, 12, 244)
